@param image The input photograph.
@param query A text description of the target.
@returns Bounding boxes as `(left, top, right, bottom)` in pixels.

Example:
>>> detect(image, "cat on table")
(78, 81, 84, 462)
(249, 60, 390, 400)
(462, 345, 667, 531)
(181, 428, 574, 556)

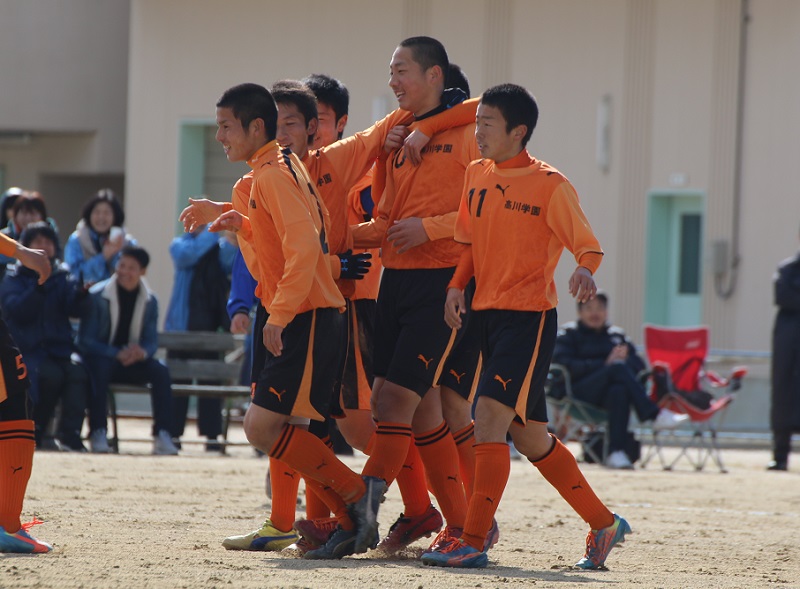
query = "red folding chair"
(640, 325, 747, 472)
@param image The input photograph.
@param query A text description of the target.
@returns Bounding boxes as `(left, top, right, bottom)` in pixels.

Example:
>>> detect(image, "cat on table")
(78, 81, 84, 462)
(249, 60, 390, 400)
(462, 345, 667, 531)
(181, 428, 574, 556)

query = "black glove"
(337, 250, 372, 280)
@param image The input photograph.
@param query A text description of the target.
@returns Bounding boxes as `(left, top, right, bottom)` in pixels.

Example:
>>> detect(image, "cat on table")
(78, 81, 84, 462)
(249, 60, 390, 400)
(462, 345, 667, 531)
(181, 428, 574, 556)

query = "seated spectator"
(164, 224, 235, 452)
(78, 246, 177, 455)
(64, 189, 136, 287)
(553, 292, 688, 469)
(0, 222, 89, 451)
(0, 187, 23, 227)
(0, 191, 59, 282)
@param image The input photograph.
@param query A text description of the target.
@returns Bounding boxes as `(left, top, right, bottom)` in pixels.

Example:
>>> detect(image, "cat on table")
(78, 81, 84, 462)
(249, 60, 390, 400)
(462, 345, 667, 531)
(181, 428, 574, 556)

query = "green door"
(644, 193, 704, 326)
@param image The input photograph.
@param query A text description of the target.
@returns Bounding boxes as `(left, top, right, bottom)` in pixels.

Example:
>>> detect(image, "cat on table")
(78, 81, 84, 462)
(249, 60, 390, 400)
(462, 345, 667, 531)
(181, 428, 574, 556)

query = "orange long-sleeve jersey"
(352, 109, 481, 270)
(246, 140, 345, 327)
(451, 150, 603, 312)
(346, 169, 381, 301)
(220, 171, 260, 284)
(0, 232, 17, 257)
(301, 107, 411, 298)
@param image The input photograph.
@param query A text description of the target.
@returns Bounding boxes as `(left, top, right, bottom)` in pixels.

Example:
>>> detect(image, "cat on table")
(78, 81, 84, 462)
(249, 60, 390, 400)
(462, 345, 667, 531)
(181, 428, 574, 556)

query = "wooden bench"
(107, 330, 250, 453)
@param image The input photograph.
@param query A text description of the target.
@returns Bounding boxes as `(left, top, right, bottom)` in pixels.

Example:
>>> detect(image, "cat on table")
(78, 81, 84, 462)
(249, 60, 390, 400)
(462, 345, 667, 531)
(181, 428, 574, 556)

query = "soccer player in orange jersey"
(0, 231, 53, 554)
(422, 84, 630, 569)
(350, 36, 483, 555)
(205, 83, 386, 559)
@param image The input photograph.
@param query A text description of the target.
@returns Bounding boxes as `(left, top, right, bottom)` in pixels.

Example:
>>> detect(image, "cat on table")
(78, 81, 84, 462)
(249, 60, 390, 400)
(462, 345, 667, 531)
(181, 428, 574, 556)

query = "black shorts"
(251, 308, 344, 422)
(474, 308, 558, 424)
(439, 279, 480, 402)
(336, 298, 375, 415)
(250, 303, 269, 386)
(374, 267, 458, 397)
(0, 318, 30, 421)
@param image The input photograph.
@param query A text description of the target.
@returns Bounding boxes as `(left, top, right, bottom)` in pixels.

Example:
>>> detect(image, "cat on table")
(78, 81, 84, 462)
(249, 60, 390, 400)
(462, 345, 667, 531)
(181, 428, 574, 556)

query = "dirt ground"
(4, 418, 798, 589)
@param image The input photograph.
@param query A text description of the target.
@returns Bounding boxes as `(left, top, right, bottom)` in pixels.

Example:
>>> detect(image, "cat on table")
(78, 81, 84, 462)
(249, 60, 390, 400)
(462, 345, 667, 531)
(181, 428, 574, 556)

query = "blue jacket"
(64, 222, 137, 285)
(227, 248, 258, 320)
(164, 228, 235, 331)
(0, 261, 85, 402)
(0, 261, 83, 359)
(78, 275, 159, 360)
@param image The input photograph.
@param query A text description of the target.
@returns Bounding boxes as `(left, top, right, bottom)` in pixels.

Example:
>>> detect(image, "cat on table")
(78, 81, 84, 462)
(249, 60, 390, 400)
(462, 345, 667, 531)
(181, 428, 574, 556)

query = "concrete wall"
(105, 0, 800, 354)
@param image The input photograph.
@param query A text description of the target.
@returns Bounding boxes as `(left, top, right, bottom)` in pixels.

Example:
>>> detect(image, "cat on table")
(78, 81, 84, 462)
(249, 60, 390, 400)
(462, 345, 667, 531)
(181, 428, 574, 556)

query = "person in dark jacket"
(0, 223, 89, 451)
(553, 292, 687, 469)
(768, 230, 800, 471)
(78, 246, 177, 455)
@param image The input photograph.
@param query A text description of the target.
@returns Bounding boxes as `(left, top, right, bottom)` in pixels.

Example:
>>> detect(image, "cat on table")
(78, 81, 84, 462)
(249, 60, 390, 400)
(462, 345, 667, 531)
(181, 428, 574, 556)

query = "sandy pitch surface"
(5, 419, 799, 589)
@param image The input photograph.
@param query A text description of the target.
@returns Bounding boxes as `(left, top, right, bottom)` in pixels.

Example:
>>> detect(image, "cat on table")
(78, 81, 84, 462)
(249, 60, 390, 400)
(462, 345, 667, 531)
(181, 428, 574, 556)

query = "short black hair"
(20, 221, 58, 250)
(12, 192, 48, 221)
(0, 187, 23, 221)
(271, 80, 319, 145)
(302, 73, 349, 124)
(82, 188, 125, 230)
(447, 63, 470, 98)
(480, 84, 539, 147)
(399, 36, 449, 76)
(119, 245, 150, 269)
(216, 83, 278, 142)
(577, 290, 608, 310)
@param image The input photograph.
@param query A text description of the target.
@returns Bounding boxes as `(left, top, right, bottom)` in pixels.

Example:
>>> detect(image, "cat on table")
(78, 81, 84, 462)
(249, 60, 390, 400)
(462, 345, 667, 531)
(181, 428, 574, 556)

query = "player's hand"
(569, 266, 597, 303)
(209, 210, 243, 233)
(337, 250, 372, 280)
(386, 217, 429, 254)
(230, 312, 251, 334)
(263, 323, 284, 357)
(605, 344, 628, 365)
(15, 245, 51, 285)
(180, 198, 225, 232)
(403, 129, 431, 166)
(444, 287, 466, 330)
(384, 125, 409, 153)
(116, 347, 136, 366)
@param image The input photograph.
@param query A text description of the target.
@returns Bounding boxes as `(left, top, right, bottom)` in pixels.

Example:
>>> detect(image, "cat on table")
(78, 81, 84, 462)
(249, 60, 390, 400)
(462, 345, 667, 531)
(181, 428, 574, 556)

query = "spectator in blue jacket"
(0, 222, 89, 451)
(64, 189, 136, 287)
(164, 224, 235, 451)
(78, 246, 177, 455)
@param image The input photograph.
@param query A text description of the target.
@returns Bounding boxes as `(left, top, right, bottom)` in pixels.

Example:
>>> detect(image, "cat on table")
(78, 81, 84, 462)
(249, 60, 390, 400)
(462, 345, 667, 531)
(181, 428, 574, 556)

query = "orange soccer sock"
(303, 477, 354, 531)
(267, 457, 301, 532)
(0, 420, 35, 533)
(395, 437, 431, 518)
(361, 421, 412, 486)
(532, 435, 614, 530)
(452, 422, 476, 500)
(270, 425, 363, 504)
(416, 422, 467, 529)
(304, 435, 333, 519)
(461, 443, 510, 551)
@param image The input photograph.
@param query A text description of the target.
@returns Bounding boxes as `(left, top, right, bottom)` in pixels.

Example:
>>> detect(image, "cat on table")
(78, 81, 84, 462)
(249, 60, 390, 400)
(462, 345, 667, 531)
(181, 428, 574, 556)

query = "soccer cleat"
(575, 513, 631, 570)
(294, 517, 338, 546)
(377, 504, 443, 554)
(483, 518, 500, 551)
(221, 519, 299, 551)
(0, 520, 52, 554)
(282, 536, 316, 556)
(421, 537, 488, 568)
(423, 525, 463, 554)
(303, 526, 357, 560)
(348, 475, 387, 554)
